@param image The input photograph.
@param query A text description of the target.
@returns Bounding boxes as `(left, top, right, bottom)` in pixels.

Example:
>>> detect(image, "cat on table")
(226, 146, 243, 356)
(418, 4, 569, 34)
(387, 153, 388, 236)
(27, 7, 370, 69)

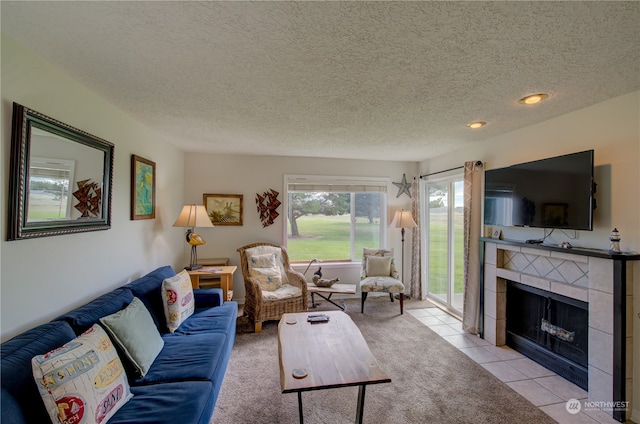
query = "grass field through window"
(286, 213, 464, 297)
(287, 215, 380, 262)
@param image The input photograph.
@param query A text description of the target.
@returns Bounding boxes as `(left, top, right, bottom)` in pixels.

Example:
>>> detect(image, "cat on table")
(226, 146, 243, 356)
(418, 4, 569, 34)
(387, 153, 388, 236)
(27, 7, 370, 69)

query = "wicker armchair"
(237, 242, 308, 333)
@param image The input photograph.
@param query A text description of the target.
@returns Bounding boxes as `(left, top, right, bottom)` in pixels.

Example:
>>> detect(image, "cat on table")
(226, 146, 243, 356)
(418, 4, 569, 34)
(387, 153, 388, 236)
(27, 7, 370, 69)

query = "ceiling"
(2, 1, 639, 162)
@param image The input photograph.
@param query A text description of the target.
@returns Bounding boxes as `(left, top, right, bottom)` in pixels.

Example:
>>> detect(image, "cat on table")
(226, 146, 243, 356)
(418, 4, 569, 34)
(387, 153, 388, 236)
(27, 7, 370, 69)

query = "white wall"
(420, 91, 640, 420)
(182, 153, 418, 301)
(1, 36, 186, 341)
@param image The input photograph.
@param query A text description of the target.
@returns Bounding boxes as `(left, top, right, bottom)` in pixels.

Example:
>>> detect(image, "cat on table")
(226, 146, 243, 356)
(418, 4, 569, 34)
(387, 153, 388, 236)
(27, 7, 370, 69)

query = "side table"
(188, 265, 237, 302)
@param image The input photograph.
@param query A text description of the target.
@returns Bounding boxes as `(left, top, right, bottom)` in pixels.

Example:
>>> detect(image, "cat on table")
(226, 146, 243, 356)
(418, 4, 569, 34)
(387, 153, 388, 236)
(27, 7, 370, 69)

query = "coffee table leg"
(355, 385, 366, 424)
(298, 391, 304, 424)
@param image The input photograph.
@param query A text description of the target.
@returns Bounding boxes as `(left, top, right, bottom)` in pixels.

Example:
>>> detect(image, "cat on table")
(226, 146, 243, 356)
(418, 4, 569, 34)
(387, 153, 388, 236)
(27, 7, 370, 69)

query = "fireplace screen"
(506, 281, 588, 388)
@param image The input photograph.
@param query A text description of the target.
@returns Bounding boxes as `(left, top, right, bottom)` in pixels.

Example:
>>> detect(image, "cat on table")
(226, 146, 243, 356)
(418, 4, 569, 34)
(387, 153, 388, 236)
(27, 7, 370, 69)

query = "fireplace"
(506, 281, 588, 390)
(480, 239, 638, 422)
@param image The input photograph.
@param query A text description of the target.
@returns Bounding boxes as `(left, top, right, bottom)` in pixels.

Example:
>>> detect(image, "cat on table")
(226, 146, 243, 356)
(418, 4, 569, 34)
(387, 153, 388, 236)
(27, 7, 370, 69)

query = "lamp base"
(184, 265, 203, 271)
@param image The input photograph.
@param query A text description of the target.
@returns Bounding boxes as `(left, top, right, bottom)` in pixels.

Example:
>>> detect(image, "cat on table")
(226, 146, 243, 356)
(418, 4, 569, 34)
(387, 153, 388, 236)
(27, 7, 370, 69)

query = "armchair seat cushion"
(262, 284, 302, 301)
(360, 276, 405, 293)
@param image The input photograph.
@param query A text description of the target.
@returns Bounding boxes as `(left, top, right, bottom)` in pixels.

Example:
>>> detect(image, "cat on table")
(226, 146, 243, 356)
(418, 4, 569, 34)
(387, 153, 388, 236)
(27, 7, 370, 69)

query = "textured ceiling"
(2, 1, 639, 162)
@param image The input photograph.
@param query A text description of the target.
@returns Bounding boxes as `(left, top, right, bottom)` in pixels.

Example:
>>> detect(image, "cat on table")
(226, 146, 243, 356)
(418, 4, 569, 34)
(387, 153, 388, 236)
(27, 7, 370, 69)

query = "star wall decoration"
(392, 174, 412, 198)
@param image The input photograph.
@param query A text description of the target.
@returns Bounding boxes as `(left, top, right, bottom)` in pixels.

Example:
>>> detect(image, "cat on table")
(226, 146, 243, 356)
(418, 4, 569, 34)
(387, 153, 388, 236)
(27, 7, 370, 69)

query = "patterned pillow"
(31, 324, 133, 424)
(365, 255, 393, 277)
(161, 269, 195, 332)
(248, 253, 283, 291)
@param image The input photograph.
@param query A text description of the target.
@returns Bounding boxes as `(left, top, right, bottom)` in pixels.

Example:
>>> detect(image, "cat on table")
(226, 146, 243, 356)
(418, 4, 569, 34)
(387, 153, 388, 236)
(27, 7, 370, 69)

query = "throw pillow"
(366, 255, 393, 277)
(161, 269, 195, 332)
(248, 253, 283, 291)
(32, 324, 133, 424)
(100, 297, 164, 377)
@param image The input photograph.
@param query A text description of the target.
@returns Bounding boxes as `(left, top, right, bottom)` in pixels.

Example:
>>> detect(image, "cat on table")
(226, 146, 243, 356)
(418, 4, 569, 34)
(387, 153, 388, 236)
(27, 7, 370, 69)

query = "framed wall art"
(131, 155, 156, 220)
(203, 194, 243, 226)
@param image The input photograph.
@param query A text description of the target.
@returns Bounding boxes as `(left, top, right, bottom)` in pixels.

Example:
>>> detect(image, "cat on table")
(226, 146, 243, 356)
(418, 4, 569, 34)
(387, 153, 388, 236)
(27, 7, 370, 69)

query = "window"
(28, 157, 75, 221)
(285, 175, 388, 262)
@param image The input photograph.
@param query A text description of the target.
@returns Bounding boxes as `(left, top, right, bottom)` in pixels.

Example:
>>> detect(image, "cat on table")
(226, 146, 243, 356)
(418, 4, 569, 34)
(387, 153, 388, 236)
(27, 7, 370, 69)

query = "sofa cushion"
(100, 297, 164, 377)
(245, 245, 290, 284)
(248, 253, 282, 291)
(365, 255, 392, 277)
(162, 270, 195, 332)
(125, 265, 177, 333)
(110, 381, 215, 424)
(54, 287, 134, 335)
(262, 284, 302, 301)
(133, 332, 227, 385)
(32, 324, 133, 424)
(174, 301, 238, 335)
(1, 321, 76, 424)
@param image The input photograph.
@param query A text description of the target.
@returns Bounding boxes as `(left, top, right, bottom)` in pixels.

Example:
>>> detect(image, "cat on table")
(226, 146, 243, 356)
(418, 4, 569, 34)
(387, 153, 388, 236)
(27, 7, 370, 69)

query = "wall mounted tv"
(484, 150, 595, 231)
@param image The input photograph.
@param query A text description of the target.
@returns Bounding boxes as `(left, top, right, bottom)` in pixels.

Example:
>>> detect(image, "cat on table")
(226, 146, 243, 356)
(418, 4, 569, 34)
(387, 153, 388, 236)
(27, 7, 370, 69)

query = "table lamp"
(390, 209, 418, 282)
(173, 204, 214, 270)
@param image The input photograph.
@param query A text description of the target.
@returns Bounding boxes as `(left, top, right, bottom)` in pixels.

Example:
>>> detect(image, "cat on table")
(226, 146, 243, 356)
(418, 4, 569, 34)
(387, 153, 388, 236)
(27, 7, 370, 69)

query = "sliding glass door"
(423, 174, 464, 315)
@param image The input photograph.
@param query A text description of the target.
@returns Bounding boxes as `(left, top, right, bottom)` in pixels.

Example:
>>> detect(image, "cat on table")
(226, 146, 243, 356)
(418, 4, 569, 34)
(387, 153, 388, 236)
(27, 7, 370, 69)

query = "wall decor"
(256, 189, 281, 227)
(131, 155, 156, 220)
(7, 102, 114, 240)
(392, 173, 412, 198)
(203, 194, 243, 225)
(73, 179, 101, 217)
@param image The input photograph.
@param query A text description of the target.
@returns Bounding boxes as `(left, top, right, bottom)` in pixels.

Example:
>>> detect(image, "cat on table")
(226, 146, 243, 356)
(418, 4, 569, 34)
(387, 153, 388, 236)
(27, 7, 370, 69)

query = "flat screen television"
(484, 150, 595, 231)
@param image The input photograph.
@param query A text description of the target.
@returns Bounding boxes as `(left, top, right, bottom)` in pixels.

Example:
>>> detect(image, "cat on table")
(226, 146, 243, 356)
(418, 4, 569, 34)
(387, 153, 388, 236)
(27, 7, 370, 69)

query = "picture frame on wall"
(131, 155, 156, 220)
(203, 194, 243, 226)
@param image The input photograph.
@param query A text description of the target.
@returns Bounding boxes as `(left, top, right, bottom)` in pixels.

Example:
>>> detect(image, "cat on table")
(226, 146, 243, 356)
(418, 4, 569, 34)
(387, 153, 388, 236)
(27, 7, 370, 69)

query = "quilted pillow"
(31, 324, 133, 424)
(365, 255, 393, 277)
(100, 297, 164, 377)
(248, 253, 283, 291)
(162, 269, 195, 332)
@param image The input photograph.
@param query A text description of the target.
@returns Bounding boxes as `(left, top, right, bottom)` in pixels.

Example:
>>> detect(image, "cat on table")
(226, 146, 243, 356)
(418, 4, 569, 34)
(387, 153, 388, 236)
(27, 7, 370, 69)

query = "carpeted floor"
(212, 296, 557, 423)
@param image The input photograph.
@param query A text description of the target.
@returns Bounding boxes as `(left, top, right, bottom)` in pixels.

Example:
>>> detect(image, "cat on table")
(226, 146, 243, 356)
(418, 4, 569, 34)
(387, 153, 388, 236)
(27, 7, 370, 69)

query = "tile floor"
(408, 307, 621, 424)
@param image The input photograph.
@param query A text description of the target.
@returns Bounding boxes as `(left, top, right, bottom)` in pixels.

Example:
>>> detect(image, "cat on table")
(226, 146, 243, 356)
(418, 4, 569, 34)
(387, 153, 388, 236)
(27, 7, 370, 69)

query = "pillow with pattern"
(32, 323, 133, 424)
(161, 269, 195, 332)
(248, 253, 283, 291)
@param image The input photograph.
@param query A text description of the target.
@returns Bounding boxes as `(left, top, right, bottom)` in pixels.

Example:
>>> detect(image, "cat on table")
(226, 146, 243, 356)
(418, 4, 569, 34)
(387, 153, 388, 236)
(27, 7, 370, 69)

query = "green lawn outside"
(286, 213, 464, 299)
(287, 215, 380, 262)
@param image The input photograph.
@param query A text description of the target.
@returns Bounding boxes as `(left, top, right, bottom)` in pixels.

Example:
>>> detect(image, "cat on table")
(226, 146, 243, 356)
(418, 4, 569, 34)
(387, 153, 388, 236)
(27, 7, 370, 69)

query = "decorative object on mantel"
(131, 155, 156, 220)
(73, 179, 101, 218)
(609, 228, 621, 253)
(173, 204, 214, 270)
(392, 173, 412, 198)
(256, 189, 281, 227)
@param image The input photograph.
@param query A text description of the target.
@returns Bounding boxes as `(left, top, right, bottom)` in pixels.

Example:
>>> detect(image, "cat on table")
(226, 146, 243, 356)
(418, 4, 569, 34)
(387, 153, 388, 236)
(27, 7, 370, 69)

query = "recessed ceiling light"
(518, 93, 549, 105)
(467, 121, 486, 129)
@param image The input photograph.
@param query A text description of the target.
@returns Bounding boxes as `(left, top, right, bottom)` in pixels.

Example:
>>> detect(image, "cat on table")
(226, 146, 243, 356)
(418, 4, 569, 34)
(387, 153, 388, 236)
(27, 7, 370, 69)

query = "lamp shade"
(391, 209, 418, 229)
(172, 205, 214, 228)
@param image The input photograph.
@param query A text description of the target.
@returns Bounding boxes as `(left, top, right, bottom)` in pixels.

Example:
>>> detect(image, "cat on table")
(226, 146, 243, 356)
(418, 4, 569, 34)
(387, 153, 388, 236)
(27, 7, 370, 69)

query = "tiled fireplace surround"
(481, 240, 636, 422)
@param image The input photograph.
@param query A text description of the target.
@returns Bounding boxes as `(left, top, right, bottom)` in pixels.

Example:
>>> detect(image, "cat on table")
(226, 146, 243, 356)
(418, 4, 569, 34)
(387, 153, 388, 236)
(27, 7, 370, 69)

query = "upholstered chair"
(237, 242, 308, 332)
(360, 248, 404, 314)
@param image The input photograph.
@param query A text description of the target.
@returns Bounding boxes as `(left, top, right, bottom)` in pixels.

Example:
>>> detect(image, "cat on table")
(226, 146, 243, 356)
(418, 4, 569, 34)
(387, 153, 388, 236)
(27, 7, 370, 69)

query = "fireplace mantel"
(479, 238, 639, 422)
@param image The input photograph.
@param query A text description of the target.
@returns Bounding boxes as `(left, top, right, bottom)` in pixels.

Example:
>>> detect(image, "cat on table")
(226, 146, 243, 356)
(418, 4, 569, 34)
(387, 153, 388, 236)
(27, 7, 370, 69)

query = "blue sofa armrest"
(194, 288, 223, 308)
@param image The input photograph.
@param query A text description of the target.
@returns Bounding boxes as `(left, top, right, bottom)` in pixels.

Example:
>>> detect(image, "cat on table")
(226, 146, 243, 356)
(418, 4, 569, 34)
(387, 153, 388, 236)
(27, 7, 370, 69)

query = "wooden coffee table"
(278, 311, 391, 424)
(307, 282, 356, 310)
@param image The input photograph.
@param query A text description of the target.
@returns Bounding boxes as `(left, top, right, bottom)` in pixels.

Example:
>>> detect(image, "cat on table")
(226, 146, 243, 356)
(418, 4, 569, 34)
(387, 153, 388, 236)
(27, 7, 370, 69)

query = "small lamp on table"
(173, 204, 214, 270)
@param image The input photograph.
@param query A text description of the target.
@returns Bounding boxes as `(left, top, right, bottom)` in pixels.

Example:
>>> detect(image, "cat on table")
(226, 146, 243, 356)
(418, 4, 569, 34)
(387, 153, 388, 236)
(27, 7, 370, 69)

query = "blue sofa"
(1, 265, 237, 424)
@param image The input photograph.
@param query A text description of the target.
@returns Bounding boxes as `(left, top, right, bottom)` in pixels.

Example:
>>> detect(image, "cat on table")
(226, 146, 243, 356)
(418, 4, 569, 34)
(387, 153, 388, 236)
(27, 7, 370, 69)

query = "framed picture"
(203, 194, 243, 226)
(542, 203, 568, 227)
(131, 155, 156, 220)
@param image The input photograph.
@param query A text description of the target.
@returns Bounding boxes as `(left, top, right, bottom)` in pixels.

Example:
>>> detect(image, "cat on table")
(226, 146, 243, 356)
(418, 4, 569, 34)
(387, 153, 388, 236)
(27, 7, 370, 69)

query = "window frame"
(283, 174, 390, 263)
